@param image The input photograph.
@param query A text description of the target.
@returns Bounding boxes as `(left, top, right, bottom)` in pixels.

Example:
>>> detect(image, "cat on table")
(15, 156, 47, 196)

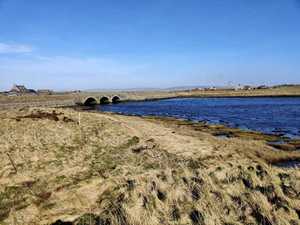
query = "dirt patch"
(17, 110, 61, 121)
(16, 110, 75, 123)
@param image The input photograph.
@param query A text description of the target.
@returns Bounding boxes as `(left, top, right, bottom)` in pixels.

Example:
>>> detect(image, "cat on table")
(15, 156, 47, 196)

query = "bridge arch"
(112, 96, 121, 103)
(100, 96, 110, 104)
(83, 97, 97, 106)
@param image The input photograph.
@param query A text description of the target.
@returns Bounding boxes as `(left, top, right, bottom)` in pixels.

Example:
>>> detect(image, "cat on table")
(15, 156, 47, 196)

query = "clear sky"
(0, 0, 300, 91)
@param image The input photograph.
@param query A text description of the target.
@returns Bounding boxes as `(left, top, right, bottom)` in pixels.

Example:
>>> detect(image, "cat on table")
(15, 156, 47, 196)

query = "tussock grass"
(0, 107, 299, 225)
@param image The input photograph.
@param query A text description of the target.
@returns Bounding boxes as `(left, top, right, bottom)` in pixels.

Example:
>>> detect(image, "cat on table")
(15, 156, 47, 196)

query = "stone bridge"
(0, 91, 176, 109)
(75, 93, 130, 106)
(74, 91, 177, 106)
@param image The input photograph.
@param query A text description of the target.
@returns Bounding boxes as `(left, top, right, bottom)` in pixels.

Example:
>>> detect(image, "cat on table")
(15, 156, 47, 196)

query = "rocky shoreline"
(74, 104, 300, 152)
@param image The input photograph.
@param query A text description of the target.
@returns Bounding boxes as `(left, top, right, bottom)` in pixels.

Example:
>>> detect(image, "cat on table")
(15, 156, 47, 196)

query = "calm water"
(98, 97, 300, 139)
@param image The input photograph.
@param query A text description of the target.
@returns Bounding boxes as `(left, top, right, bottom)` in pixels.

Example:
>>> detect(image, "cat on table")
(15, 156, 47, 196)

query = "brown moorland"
(0, 107, 300, 225)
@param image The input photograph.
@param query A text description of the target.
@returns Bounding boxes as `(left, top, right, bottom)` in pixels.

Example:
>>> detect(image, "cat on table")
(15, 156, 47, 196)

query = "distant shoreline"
(2, 94, 300, 110)
(1, 85, 300, 109)
(125, 94, 300, 102)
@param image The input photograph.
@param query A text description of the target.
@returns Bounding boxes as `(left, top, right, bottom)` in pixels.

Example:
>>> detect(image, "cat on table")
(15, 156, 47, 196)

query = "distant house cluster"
(9, 84, 37, 96)
(234, 84, 269, 91)
(1, 84, 53, 96)
(189, 85, 270, 92)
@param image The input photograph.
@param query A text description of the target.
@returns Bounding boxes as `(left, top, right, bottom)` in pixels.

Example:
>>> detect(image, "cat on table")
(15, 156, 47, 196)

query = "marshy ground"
(0, 107, 300, 225)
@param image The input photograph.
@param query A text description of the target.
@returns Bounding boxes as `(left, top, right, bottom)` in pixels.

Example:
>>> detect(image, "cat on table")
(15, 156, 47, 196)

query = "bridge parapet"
(75, 93, 127, 106)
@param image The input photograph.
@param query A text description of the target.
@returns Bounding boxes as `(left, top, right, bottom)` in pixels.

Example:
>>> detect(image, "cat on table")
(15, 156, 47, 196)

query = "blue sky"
(0, 0, 300, 91)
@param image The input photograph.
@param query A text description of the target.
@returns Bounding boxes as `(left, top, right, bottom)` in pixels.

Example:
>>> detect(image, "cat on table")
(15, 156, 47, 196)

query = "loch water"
(98, 97, 300, 139)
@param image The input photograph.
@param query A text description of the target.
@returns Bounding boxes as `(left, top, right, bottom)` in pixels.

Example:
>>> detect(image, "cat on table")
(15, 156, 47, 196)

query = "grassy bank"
(0, 107, 300, 225)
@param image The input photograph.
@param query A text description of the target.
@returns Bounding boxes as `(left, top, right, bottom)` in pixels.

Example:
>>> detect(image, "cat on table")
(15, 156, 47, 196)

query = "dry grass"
(0, 107, 300, 225)
(0, 94, 75, 104)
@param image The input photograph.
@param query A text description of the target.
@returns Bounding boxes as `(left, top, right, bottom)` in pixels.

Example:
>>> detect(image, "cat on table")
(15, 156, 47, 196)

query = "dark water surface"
(98, 97, 300, 139)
